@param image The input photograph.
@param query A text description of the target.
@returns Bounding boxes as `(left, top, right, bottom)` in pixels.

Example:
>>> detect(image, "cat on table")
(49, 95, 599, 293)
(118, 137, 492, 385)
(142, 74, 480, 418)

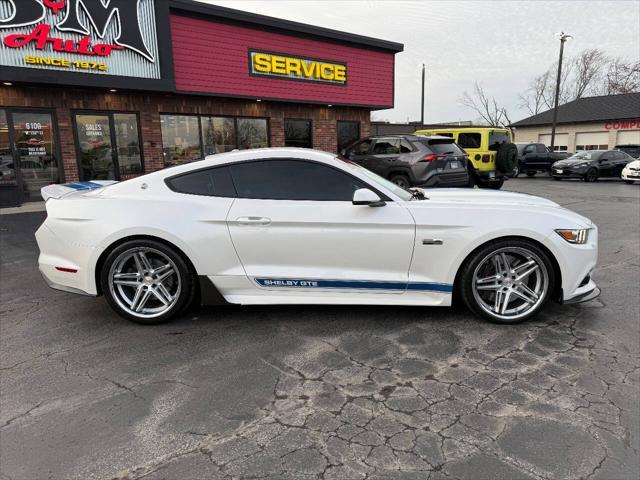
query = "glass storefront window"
(337, 121, 360, 151)
(113, 114, 143, 176)
(201, 117, 237, 155)
(12, 112, 60, 200)
(285, 119, 312, 148)
(237, 118, 268, 150)
(0, 110, 14, 186)
(75, 114, 115, 180)
(161, 115, 202, 166)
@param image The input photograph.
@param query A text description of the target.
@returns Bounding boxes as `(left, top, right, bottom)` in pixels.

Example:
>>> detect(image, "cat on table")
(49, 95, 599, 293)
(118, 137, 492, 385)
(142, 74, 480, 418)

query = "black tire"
(389, 173, 411, 189)
(511, 163, 521, 178)
(100, 239, 195, 324)
(584, 168, 598, 182)
(458, 238, 556, 324)
(625, 180, 634, 184)
(553, 177, 563, 181)
(477, 178, 504, 190)
(495, 143, 518, 174)
(526, 171, 536, 177)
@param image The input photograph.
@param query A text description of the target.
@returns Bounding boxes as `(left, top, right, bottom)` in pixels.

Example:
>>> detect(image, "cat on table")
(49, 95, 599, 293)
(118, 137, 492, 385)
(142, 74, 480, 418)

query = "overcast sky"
(200, 1, 640, 123)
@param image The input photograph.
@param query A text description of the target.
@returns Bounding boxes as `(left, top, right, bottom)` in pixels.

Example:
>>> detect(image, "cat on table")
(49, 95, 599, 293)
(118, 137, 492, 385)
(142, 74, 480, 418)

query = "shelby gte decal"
(255, 278, 453, 293)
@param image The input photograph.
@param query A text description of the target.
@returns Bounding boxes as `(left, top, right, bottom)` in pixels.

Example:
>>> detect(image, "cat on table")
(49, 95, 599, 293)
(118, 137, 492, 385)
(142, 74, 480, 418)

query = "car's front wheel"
(584, 168, 598, 182)
(458, 239, 555, 324)
(100, 239, 195, 324)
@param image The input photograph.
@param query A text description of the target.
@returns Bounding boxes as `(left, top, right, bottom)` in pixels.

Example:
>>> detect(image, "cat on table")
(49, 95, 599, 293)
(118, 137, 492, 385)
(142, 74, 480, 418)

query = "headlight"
(573, 162, 589, 168)
(556, 228, 590, 244)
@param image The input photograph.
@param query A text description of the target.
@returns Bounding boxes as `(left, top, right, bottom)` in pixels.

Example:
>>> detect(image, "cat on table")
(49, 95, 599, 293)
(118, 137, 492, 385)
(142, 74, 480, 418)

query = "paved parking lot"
(1, 177, 639, 480)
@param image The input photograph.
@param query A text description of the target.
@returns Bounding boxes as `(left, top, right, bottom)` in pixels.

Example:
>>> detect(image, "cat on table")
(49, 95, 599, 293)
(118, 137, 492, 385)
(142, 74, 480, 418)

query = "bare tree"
(459, 82, 511, 129)
(570, 48, 608, 99)
(603, 57, 640, 95)
(518, 71, 552, 115)
(519, 48, 639, 115)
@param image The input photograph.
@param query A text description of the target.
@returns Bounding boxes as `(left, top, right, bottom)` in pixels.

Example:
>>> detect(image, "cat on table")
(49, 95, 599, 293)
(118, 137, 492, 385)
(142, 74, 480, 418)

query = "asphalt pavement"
(1, 177, 638, 480)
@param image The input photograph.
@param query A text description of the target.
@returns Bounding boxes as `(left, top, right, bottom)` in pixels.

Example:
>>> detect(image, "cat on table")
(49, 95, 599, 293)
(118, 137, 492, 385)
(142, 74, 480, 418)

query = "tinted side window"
(372, 139, 400, 154)
(536, 144, 548, 153)
(347, 139, 372, 155)
(168, 166, 236, 197)
(400, 139, 413, 153)
(457, 133, 481, 149)
(230, 160, 367, 201)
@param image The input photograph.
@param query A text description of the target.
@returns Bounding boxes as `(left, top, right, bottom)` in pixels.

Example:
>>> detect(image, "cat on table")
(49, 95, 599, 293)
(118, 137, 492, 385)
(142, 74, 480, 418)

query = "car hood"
(553, 158, 591, 167)
(407, 188, 594, 228)
(415, 188, 560, 208)
(624, 159, 640, 169)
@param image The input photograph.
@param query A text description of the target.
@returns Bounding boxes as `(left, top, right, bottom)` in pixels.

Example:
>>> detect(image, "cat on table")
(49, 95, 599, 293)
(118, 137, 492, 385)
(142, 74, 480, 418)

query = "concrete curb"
(0, 202, 46, 215)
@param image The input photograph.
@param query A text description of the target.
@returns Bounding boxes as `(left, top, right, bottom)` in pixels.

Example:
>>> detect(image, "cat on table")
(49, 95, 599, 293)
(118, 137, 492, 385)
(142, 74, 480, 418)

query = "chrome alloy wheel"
(108, 247, 182, 319)
(471, 247, 549, 321)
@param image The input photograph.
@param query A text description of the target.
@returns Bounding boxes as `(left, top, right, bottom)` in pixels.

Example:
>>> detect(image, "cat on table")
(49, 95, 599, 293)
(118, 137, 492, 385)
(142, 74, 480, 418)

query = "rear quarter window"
(167, 166, 236, 197)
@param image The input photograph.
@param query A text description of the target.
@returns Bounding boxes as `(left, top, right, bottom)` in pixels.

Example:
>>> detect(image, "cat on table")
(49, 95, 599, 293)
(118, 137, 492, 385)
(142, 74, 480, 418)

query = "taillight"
(482, 154, 491, 163)
(421, 154, 446, 162)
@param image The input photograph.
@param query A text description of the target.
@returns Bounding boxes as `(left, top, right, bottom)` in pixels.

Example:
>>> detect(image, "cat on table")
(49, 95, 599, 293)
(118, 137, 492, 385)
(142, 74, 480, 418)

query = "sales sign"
(250, 50, 347, 85)
(0, 0, 160, 79)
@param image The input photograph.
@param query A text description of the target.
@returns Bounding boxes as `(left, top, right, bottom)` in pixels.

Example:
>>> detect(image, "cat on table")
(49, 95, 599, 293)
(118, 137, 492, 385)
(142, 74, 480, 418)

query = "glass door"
(0, 109, 61, 206)
(74, 112, 143, 181)
(12, 111, 60, 202)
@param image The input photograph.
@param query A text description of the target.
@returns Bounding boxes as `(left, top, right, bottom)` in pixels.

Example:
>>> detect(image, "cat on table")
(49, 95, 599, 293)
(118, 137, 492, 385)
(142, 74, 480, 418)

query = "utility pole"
(550, 32, 572, 151)
(420, 64, 426, 127)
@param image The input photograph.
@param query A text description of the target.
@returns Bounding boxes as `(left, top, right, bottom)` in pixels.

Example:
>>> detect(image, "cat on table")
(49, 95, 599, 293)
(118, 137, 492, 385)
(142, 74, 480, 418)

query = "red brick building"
(0, 0, 402, 206)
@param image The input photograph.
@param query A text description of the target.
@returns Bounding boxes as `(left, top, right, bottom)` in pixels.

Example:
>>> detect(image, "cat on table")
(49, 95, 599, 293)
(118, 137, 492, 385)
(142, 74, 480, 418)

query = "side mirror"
(353, 188, 386, 207)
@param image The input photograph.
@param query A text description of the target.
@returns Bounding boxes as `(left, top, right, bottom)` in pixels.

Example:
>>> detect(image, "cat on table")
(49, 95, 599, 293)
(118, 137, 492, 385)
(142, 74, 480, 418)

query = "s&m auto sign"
(0, 0, 160, 79)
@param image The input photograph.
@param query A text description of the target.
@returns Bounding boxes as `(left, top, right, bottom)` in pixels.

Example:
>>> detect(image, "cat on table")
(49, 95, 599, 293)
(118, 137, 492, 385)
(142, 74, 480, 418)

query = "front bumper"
(551, 167, 587, 178)
(563, 284, 601, 304)
(621, 170, 640, 181)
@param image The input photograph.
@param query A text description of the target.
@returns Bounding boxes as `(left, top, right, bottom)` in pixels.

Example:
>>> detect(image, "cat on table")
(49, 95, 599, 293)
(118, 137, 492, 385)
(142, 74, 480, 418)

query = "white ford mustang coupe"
(36, 148, 599, 324)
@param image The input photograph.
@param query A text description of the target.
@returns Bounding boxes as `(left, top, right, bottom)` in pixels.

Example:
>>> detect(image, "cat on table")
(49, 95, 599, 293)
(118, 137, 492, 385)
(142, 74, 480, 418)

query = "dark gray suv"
(340, 135, 469, 188)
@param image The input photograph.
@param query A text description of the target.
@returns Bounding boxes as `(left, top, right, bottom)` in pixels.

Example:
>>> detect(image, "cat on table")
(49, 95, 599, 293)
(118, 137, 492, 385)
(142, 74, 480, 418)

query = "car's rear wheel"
(479, 179, 504, 190)
(389, 173, 411, 189)
(526, 171, 536, 177)
(458, 239, 554, 324)
(100, 240, 195, 324)
(584, 168, 598, 182)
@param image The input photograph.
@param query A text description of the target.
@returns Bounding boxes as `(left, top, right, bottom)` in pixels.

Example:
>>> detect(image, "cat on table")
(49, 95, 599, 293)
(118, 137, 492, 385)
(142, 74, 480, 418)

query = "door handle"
(236, 216, 271, 226)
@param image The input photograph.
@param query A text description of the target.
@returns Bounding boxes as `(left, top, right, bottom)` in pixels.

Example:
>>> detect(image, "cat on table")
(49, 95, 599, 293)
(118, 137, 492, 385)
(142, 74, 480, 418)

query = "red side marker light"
(55, 267, 78, 273)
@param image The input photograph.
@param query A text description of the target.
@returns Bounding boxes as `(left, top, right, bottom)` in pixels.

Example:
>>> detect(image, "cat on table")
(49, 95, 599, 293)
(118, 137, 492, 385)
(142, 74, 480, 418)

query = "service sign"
(249, 50, 347, 85)
(0, 0, 160, 79)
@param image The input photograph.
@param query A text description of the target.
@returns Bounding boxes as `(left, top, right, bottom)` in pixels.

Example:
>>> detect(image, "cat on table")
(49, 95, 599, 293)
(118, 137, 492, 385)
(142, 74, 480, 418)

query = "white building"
(512, 93, 640, 152)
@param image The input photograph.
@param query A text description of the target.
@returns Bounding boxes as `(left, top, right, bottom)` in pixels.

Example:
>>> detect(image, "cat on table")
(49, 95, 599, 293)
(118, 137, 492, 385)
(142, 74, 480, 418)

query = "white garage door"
(538, 133, 568, 151)
(616, 130, 640, 145)
(575, 132, 609, 150)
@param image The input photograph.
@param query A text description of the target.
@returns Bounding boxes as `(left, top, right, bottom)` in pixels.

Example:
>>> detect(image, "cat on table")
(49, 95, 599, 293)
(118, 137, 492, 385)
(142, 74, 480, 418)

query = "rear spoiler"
(41, 181, 118, 201)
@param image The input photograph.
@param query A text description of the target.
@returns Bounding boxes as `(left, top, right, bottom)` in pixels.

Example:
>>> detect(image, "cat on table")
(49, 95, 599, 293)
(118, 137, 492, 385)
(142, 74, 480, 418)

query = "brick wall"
(0, 85, 371, 183)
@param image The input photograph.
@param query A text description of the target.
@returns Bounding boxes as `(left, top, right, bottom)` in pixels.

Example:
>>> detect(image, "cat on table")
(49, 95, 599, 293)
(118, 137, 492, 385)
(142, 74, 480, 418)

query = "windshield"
(337, 156, 414, 201)
(569, 152, 594, 160)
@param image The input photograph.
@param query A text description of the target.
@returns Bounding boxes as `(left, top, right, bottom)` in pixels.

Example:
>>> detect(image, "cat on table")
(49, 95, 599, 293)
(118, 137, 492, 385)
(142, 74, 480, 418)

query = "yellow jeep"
(414, 127, 516, 189)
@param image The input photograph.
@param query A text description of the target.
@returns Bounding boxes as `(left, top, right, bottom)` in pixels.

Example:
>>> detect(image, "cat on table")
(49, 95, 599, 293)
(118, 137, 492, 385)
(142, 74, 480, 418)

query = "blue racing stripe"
(64, 181, 107, 191)
(255, 278, 452, 293)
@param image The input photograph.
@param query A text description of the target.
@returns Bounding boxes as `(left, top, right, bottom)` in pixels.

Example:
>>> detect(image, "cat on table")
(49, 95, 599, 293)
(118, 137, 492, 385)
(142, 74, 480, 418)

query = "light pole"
(420, 63, 426, 127)
(550, 32, 572, 151)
